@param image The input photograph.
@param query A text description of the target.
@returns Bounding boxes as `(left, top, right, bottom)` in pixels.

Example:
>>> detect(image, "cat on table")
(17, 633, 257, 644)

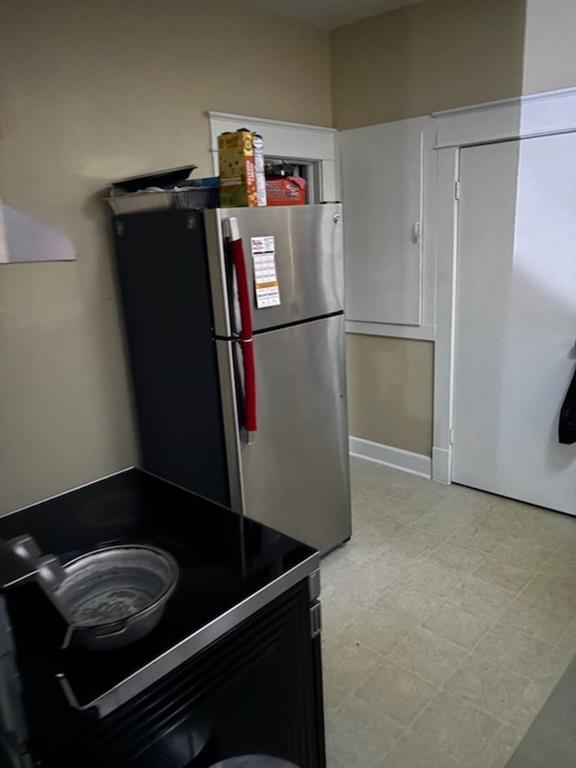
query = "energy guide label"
(251, 236, 281, 308)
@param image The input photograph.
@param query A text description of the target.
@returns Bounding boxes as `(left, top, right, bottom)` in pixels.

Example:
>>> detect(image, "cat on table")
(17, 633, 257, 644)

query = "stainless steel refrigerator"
(114, 203, 351, 553)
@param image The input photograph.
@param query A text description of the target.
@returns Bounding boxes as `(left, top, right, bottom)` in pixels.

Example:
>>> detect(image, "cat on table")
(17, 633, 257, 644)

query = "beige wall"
(332, 0, 527, 130)
(0, 0, 332, 513)
(522, 0, 576, 93)
(334, 0, 576, 456)
(347, 336, 434, 456)
(332, 0, 576, 131)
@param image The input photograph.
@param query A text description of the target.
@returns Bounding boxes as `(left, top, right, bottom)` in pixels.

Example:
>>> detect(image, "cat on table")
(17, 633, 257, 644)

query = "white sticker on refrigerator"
(251, 236, 281, 308)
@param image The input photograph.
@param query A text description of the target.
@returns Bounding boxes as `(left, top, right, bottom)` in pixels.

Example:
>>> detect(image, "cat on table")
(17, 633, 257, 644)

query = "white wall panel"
(339, 117, 432, 326)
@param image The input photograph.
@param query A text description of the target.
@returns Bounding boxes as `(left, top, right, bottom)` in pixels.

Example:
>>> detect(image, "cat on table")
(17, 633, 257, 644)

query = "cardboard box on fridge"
(265, 177, 307, 206)
(218, 130, 258, 207)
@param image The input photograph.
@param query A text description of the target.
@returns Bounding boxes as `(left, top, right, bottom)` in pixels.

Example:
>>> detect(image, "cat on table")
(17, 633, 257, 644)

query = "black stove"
(0, 470, 324, 768)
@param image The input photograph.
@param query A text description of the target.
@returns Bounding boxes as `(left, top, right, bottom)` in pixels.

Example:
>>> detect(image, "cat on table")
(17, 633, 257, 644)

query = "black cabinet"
(27, 583, 325, 768)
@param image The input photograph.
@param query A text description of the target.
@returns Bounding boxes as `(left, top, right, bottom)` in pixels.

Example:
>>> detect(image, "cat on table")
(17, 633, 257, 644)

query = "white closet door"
(339, 118, 428, 325)
(453, 133, 576, 514)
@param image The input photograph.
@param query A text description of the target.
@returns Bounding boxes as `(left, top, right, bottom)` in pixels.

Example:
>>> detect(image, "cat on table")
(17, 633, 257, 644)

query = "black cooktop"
(0, 469, 317, 711)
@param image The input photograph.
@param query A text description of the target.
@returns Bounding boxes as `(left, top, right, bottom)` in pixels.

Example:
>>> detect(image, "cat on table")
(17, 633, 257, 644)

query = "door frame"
(432, 87, 576, 483)
(208, 111, 337, 202)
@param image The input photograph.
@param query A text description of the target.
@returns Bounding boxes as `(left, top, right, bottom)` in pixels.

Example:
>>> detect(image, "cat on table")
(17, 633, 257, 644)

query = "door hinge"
(455, 180, 461, 201)
(449, 428, 455, 445)
(310, 601, 322, 639)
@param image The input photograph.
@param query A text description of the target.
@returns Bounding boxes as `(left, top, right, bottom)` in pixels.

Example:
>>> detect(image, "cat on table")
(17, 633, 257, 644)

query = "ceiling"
(245, 0, 423, 30)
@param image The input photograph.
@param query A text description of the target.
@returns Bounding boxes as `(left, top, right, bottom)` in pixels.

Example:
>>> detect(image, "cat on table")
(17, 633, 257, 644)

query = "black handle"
(0, 538, 36, 589)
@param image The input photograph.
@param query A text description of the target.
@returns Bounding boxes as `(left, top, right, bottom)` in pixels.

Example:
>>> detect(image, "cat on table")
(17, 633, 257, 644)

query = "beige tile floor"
(322, 457, 576, 768)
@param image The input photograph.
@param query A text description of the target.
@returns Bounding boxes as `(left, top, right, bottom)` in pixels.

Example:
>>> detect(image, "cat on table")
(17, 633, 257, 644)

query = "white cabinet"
(339, 117, 432, 328)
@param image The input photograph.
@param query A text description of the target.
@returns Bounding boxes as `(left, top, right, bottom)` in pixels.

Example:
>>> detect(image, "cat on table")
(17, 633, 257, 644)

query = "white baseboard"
(432, 447, 451, 484)
(350, 436, 432, 479)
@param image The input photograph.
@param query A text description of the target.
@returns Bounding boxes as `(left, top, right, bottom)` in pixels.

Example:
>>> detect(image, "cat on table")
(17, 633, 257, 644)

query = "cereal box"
(218, 130, 258, 207)
(253, 133, 267, 207)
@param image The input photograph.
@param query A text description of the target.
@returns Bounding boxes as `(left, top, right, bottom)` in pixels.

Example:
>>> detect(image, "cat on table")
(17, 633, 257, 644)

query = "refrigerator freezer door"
(216, 314, 351, 553)
(205, 204, 344, 336)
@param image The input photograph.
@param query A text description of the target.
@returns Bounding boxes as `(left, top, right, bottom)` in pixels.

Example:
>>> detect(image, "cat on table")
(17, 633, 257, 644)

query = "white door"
(453, 133, 576, 514)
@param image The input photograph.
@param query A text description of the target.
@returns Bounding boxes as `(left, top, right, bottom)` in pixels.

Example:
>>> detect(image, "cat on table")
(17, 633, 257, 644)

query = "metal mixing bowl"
(56, 544, 179, 651)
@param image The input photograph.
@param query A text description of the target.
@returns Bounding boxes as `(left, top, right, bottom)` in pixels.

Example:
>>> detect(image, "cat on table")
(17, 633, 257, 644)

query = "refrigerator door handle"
(240, 339, 257, 444)
(225, 218, 257, 442)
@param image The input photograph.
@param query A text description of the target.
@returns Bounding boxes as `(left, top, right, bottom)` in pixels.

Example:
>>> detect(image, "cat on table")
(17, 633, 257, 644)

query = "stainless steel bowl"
(56, 544, 179, 651)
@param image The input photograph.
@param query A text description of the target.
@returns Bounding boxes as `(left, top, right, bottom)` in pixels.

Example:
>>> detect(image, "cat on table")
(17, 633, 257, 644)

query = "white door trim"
(432, 87, 576, 485)
(433, 87, 576, 149)
(207, 111, 338, 202)
(432, 145, 459, 483)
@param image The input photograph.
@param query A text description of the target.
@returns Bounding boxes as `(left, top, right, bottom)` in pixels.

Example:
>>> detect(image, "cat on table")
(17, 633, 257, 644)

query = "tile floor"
(322, 457, 576, 768)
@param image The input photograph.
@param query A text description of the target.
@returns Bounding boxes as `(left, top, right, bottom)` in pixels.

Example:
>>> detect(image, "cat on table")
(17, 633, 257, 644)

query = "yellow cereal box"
(218, 130, 258, 207)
